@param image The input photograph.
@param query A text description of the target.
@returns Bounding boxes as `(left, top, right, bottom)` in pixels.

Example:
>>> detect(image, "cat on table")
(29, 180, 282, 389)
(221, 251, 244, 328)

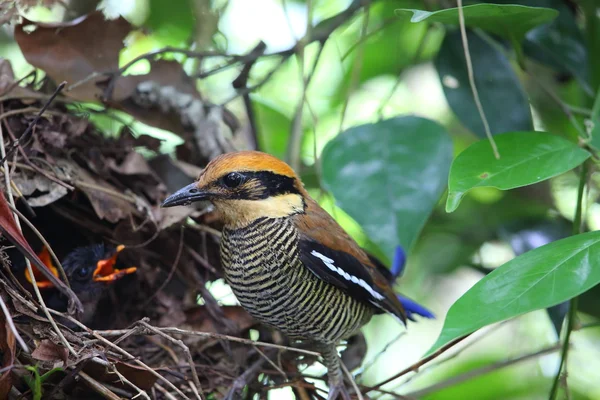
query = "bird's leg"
(318, 343, 352, 400)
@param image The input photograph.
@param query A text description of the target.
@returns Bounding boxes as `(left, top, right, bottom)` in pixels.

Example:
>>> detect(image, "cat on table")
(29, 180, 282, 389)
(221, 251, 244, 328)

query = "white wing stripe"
(310, 250, 384, 301)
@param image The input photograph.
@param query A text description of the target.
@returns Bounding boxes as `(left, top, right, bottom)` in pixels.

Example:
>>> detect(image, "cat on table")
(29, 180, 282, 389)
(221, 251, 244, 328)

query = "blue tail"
(398, 295, 435, 321)
(390, 245, 406, 281)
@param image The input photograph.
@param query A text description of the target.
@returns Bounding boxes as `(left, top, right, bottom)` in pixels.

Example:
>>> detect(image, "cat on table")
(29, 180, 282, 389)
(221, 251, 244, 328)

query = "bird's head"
(161, 151, 307, 228)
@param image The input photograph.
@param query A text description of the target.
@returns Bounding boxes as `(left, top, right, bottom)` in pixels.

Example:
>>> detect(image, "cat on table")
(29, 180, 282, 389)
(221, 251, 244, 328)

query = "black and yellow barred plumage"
(221, 216, 371, 343)
(162, 151, 425, 399)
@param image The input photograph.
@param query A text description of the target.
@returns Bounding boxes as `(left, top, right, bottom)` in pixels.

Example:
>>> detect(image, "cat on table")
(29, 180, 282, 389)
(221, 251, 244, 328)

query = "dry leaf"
(0, 303, 16, 399)
(31, 339, 68, 366)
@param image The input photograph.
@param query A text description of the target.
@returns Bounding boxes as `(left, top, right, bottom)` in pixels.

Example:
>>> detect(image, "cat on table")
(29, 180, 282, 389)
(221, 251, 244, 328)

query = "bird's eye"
(74, 266, 93, 281)
(222, 172, 245, 188)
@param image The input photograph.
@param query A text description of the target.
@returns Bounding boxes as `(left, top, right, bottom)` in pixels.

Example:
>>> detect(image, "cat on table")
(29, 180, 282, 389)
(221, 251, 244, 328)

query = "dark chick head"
(161, 151, 307, 228)
(61, 244, 135, 296)
(25, 244, 136, 319)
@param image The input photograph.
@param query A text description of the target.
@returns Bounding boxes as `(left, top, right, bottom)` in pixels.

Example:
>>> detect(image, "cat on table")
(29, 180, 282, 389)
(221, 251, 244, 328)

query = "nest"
(0, 58, 347, 399)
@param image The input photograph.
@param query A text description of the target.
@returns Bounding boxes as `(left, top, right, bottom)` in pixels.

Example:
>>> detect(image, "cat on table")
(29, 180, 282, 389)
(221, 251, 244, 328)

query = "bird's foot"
(327, 382, 352, 400)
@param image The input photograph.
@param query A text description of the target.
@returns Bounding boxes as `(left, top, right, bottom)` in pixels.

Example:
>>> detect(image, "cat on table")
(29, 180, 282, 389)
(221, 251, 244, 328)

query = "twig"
(0, 294, 29, 352)
(286, 0, 314, 171)
(0, 113, 77, 356)
(0, 82, 66, 165)
(225, 353, 271, 400)
(142, 226, 184, 307)
(50, 310, 191, 400)
(394, 322, 509, 390)
(78, 371, 122, 400)
(154, 383, 179, 400)
(7, 204, 70, 288)
(338, 0, 370, 134)
(364, 334, 470, 393)
(549, 162, 588, 400)
(406, 343, 561, 398)
(252, 344, 287, 380)
(232, 41, 267, 150)
(377, 27, 432, 120)
(107, 363, 151, 400)
(287, 34, 326, 171)
(457, 0, 499, 159)
(340, 359, 363, 400)
(138, 320, 205, 400)
(93, 324, 320, 357)
(0, 107, 74, 190)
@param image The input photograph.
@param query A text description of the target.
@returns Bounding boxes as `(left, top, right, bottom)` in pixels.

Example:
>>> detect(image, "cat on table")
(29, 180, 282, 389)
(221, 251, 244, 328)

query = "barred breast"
(220, 217, 373, 343)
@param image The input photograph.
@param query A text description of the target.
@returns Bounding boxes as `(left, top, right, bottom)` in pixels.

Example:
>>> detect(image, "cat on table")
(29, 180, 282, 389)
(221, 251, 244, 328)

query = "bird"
(162, 150, 431, 399)
(23, 244, 137, 324)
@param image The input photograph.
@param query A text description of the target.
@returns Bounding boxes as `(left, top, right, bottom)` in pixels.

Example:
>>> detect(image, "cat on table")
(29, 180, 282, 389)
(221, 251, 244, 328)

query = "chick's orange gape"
(162, 150, 432, 400)
(24, 246, 58, 288)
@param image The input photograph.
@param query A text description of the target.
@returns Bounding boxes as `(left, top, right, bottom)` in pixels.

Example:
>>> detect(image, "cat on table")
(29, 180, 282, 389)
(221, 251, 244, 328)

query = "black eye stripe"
(218, 171, 300, 199)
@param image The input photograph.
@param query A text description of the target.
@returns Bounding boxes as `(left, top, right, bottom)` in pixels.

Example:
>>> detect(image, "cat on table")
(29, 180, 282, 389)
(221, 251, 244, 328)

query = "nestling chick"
(162, 151, 427, 399)
(25, 244, 136, 324)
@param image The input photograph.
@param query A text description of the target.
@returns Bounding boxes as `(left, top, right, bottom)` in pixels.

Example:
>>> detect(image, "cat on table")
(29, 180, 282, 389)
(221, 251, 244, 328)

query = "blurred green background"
(3, 0, 600, 399)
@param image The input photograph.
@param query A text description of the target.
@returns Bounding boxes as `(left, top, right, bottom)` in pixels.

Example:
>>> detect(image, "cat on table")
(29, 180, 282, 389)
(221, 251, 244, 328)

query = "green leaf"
(396, 4, 558, 41)
(446, 132, 589, 212)
(435, 30, 533, 138)
(428, 230, 600, 354)
(146, 0, 195, 46)
(321, 117, 453, 257)
(252, 97, 291, 160)
(522, 0, 591, 96)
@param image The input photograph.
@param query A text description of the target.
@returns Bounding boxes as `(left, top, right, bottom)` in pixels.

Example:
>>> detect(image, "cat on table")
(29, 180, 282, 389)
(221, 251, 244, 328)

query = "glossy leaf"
(321, 117, 452, 257)
(396, 4, 558, 40)
(447, 132, 590, 212)
(429, 230, 600, 354)
(252, 98, 291, 160)
(435, 30, 533, 138)
(522, 0, 591, 95)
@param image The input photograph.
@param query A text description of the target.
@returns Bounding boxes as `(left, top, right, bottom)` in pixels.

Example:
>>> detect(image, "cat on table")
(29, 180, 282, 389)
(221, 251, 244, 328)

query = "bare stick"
(7, 205, 70, 288)
(340, 358, 363, 400)
(107, 363, 151, 400)
(0, 116, 76, 356)
(0, 82, 66, 164)
(457, 0, 499, 159)
(0, 295, 28, 352)
(138, 320, 205, 400)
(49, 310, 190, 400)
(93, 324, 320, 357)
(405, 343, 561, 398)
(364, 334, 471, 393)
(78, 371, 122, 400)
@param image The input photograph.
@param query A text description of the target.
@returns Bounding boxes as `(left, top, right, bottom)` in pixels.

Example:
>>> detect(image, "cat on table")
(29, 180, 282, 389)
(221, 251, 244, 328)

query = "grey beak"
(161, 183, 208, 207)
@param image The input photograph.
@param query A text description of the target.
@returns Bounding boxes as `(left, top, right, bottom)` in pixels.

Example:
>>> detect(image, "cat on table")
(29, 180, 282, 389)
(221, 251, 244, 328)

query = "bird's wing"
(293, 198, 407, 323)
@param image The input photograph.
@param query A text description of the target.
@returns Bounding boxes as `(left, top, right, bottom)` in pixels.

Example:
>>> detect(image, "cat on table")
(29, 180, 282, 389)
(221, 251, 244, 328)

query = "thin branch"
(0, 82, 66, 165)
(457, 0, 499, 159)
(338, 0, 370, 134)
(7, 205, 70, 289)
(364, 334, 471, 394)
(340, 358, 364, 400)
(138, 320, 205, 400)
(549, 162, 588, 400)
(50, 311, 190, 400)
(405, 343, 561, 398)
(93, 324, 320, 357)
(0, 110, 77, 356)
(78, 371, 122, 400)
(377, 27, 432, 120)
(0, 295, 28, 352)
